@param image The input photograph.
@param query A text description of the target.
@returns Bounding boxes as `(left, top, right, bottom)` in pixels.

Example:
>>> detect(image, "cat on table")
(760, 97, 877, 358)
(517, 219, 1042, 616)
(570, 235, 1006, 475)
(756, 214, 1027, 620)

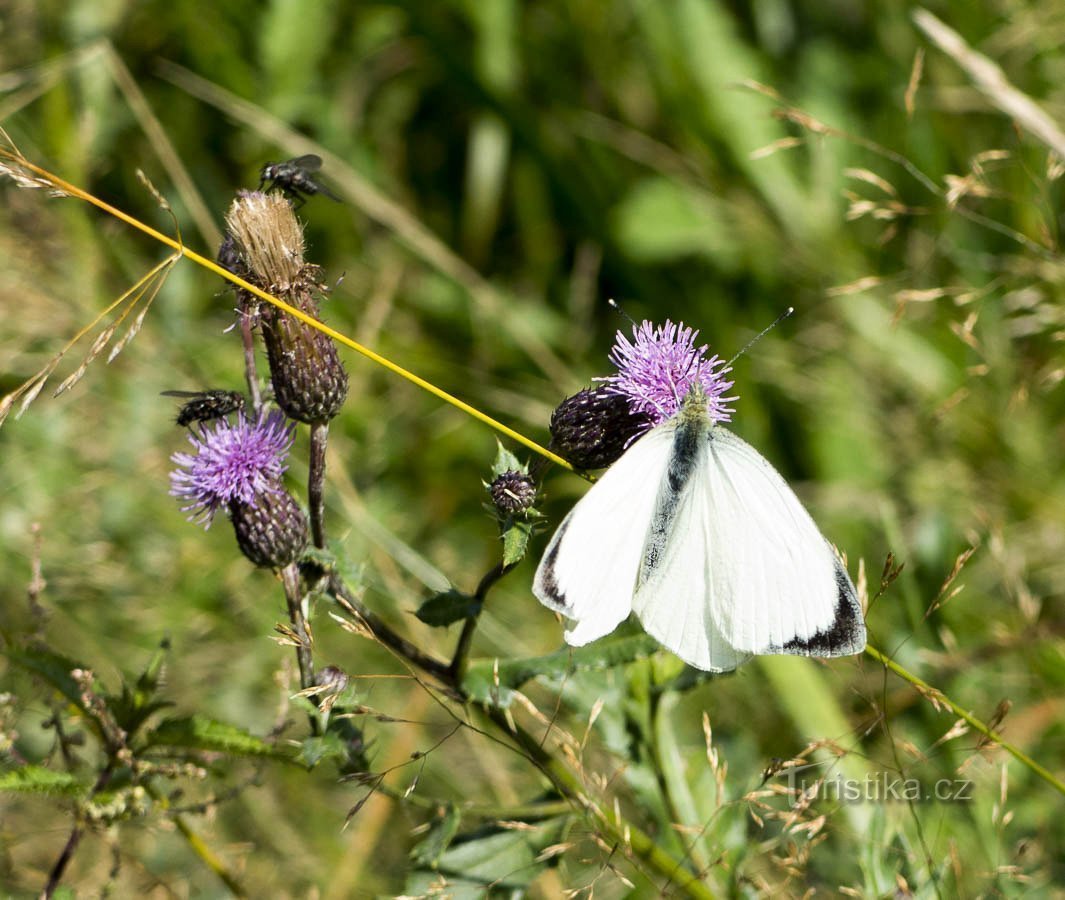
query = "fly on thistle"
(162, 390, 246, 427)
(258, 155, 341, 207)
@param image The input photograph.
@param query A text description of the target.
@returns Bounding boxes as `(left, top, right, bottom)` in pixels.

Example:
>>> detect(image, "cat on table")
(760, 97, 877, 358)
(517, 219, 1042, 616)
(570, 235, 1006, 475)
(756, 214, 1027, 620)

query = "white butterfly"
(534, 383, 866, 672)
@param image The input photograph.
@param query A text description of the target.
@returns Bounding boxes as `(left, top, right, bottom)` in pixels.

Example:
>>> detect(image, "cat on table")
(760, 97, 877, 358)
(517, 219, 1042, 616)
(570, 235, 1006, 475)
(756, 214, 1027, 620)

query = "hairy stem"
(308, 422, 328, 549)
(281, 562, 315, 692)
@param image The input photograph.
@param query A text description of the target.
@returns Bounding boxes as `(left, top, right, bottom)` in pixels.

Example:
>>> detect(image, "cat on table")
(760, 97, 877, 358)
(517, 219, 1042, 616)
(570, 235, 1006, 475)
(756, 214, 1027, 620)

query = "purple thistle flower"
(597, 320, 736, 430)
(169, 409, 295, 528)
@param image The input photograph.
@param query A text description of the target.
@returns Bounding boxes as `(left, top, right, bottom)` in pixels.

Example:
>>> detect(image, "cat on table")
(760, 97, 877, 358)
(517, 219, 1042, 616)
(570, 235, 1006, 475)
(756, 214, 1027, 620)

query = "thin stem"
(143, 781, 247, 897)
(327, 574, 452, 684)
(280, 563, 315, 693)
(43, 765, 114, 898)
(449, 561, 514, 682)
(483, 707, 718, 899)
(866, 644, 1065, 797)
(308, 422, 328, 549)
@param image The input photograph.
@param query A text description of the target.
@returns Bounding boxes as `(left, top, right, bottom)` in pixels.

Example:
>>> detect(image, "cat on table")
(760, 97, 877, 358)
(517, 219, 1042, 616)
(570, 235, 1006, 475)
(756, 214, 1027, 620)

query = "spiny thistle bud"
(169, 410, 308, 568)
(229, 488, 308, 568)
(224, 192, 348, 423)
(549, 386, 652, 469)
(489, 470, 537, 514)
(316, 665, 350, 694)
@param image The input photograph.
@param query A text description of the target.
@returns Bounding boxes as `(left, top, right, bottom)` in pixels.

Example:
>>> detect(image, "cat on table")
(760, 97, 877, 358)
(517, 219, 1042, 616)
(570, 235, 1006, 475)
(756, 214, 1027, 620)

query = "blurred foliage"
(2, 0, 1065, 896)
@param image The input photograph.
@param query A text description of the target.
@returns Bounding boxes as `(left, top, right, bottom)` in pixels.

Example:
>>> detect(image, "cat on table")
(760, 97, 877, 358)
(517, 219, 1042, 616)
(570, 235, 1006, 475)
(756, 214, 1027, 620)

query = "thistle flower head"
(549, 386, 652, 469)
(489, 470, 538, 515)
(597, 320, 735, 428)
(169, 410, 295, 528)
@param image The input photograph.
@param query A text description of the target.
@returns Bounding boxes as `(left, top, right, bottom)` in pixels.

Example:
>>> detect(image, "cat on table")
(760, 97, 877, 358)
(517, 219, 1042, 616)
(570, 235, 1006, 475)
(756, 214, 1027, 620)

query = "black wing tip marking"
(534, 520, 573, 614)
(781, 562, 867, 657)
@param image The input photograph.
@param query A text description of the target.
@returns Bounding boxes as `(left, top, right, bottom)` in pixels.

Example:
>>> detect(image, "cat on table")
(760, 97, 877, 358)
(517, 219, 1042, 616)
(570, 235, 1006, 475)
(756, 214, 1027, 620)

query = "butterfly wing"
(633, 423, 865, 671)
(629, 418, 750, 671)
(533, 421, 677, 647)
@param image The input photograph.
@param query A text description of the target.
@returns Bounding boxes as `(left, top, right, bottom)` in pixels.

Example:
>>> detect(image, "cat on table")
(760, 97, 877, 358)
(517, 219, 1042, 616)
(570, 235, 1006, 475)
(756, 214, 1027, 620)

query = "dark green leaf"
(416, 589, 476, 628)
(409, 818, 567, 892)
(4, 647, 97, 715)
(298, 732, 349, 768)
(462, 631, 662, 707)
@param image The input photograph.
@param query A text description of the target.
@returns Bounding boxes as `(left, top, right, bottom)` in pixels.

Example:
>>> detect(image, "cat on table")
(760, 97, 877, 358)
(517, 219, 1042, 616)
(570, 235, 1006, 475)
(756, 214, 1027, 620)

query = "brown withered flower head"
(223, 192, 349, 423)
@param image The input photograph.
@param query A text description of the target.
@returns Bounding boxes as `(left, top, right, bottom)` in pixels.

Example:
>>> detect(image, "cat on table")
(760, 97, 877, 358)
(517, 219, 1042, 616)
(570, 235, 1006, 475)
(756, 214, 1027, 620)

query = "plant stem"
(281, 563, 315, 691)
(483, 707, 718, 899)
(449, 561, 514, 682)
(866, 644, 1065, 797)
(43, 765, 114, 898)
(239, 310, 262, 415)
(308, 422, 328, 548)
(327, 574, 452, 684)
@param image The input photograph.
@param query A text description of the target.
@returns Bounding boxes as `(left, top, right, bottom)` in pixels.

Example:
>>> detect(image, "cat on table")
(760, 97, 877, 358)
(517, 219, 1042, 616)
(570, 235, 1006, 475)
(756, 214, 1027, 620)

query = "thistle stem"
(308, 422, 328, 548)
(281, 563, 315, 691)
(449, 561, 514, 682)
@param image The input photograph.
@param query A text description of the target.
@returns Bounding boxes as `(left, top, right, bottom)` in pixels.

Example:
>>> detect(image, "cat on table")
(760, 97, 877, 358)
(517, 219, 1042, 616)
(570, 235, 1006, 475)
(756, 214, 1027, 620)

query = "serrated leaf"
(4, 647, 96, 714)
(501, 518, 534, 566)
(0, 765, 84, 796)
(491, 440, 526, 478)
(410, 803, 462, 867)
(297, 733, 349, 768)
(462, 631, 662, 707)
(145, 715, 294, 761)
(416, 589, 476, 628)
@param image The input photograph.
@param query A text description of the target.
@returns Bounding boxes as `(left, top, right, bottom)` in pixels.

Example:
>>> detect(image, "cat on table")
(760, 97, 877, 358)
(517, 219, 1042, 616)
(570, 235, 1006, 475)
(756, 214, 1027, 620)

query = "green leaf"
(410, 803, 462, 867)
(145, 715, 294, 761)
(4, 647, 98, 715)
(408, 818, 567, 892)
(462, 631, 662, 707)
(0, 765, 84, 797)
(491, 439, 527, 478)
(297, 732, 350, 768)
(500, 517, 534, 566)
(416, 589, 477, 628)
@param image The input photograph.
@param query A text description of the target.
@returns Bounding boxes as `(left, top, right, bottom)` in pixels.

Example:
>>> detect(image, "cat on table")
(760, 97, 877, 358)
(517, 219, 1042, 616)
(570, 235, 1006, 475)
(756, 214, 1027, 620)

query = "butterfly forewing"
(533, 422, 676, 646)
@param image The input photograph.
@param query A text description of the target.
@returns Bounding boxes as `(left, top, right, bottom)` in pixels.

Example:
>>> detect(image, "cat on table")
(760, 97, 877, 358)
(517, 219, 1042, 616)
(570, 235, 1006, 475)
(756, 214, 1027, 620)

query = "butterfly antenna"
(726, 307, 794, 367)
(607, 298, 638, 328)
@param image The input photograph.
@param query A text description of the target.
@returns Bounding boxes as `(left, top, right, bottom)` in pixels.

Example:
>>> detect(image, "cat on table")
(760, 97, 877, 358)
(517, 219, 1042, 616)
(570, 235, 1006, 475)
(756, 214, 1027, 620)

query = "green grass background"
(1, 0, 1064, 896)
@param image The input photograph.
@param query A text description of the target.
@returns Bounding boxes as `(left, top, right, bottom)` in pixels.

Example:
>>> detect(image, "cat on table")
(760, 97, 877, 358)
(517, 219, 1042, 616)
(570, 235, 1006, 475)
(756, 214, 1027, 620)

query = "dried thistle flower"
(223, 191, 348, 423)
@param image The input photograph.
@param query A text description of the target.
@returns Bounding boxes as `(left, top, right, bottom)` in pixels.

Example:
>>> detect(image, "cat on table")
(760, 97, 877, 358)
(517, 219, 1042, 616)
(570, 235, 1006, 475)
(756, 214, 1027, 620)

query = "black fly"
(258, 154, 341, 207)
(162, 390, 246, 427)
